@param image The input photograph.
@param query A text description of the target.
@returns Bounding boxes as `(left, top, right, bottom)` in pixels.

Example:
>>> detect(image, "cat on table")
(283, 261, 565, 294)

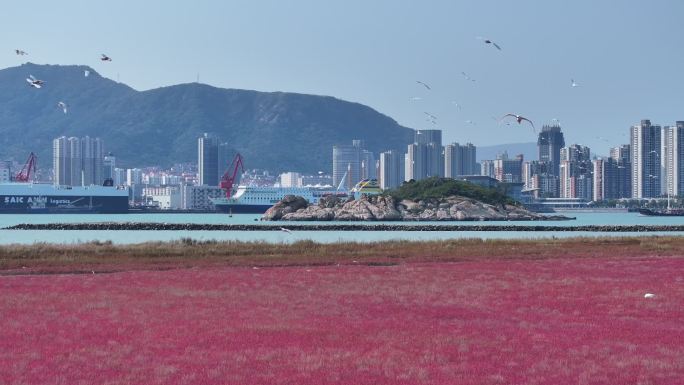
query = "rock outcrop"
(262, 194, 570, 221)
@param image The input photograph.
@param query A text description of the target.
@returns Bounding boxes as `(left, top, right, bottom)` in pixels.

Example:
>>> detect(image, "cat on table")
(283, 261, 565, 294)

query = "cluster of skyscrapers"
(333, 130, 477, 190)
(331, 118, 684, 202)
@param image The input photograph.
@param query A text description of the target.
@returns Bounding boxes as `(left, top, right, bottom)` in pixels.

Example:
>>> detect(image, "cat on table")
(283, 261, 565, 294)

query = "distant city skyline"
(4, 1, 684, 152)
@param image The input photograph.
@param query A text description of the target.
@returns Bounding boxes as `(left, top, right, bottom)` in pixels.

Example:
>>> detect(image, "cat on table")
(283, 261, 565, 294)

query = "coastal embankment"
(6, 222, 684, 232)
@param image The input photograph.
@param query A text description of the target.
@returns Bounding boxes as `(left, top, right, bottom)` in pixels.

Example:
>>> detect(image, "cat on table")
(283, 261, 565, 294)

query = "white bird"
(26, 75, 44, 88)
(101, 54, 112, 62)
(57, 101, 67, 114)
(644, 293, 655, 298)
(15, 49, 27, 55)
(409, 96, 423, 101)
(416, 80, 431, 90)
(571, 79, 579, 88)
(477, 36, 502, 50)
(84, 70, 90, 77)
(279, 227, 293, 234)
(451, 101, 462, 110)
(461, 72, 476, 82)
(465, 120, 476, 125)
(500, 113, 536, 133)
(423, 111, 438, 120)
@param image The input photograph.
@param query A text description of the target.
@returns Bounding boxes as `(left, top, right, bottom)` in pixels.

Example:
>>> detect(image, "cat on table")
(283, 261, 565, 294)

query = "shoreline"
(6, 222, 684, 232)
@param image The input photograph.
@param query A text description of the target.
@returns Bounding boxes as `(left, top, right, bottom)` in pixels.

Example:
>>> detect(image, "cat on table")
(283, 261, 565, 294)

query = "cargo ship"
(0, 183, 129, 213)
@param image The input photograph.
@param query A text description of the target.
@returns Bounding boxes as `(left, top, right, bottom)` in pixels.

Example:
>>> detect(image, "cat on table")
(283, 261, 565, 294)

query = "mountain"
(0, 63, 414, 173)
(476, 142, 537, 163)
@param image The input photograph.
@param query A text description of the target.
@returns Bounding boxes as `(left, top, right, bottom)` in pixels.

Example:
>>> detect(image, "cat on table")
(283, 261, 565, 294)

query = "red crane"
(220, 153, 245, 198)
(15, 152, 37, 182)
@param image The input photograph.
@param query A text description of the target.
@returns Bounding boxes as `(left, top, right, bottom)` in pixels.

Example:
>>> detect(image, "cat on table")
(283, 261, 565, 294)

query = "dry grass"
(1, 236, 683, 274)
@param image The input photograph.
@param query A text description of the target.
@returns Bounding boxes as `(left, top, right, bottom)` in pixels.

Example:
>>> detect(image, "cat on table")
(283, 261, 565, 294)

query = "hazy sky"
(3, 0, 684, 154)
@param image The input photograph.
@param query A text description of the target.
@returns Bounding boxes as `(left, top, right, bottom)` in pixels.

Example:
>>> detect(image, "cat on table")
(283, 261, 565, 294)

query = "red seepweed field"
(1, 239, 683, 384)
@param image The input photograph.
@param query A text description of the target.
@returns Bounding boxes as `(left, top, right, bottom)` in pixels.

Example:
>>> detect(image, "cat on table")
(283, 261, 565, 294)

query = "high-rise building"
(444, 142, 477, 177)
(405, 143, 426, 181)
(53, 136, 69, 185)
(53, 136, 104, 186)
(415, 130, 442, 147)
(405, 130, 443, 181)
(559, 144, 593, 200)
(631, 119, 661, 198)
(103, 153, 116, 181)
(662, 122, 684, 197)
(68, 137, 82, 185)
(493, 153, 523, 183)
(360, 150, 376, 180)
(126, 168, 143, 186)
(113, 167, 126, 186)
(81, 136, 104, 185)
(609, 144, 632, 199)
(480, 160, 495, 179)
(537, 124, 565, 177)
(333, 140, 365, 189)
(198, 133, 220, 186)
(379, 150, 404, 190)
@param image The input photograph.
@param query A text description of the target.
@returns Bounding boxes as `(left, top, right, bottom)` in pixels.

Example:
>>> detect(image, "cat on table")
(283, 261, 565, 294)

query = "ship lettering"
(5, 197, 25, 204)
(50, 199, 72, 205)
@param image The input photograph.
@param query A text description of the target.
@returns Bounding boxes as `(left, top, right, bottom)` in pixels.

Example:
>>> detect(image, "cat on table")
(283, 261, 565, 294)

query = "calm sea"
(0, 212, 683, 245)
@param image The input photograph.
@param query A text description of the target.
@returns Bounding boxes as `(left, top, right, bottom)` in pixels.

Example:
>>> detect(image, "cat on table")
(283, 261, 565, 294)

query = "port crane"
(220, 153, 245, 198)
(15, 152, 37, 182)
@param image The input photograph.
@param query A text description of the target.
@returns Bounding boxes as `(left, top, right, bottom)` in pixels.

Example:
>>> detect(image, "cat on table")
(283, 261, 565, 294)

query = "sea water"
(0, 212, 682, 245)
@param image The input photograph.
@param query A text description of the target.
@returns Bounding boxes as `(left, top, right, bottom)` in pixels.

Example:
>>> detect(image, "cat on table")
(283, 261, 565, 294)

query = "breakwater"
(6, 222, 684, 232)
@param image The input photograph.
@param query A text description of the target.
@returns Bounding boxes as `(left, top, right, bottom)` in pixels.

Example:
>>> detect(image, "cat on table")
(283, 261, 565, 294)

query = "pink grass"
(1, 256, 683, 384)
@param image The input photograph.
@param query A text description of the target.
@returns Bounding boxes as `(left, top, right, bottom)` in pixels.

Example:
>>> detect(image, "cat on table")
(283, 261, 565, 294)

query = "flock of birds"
(409, 36, 584, 137)
(16, 49, 113, 115)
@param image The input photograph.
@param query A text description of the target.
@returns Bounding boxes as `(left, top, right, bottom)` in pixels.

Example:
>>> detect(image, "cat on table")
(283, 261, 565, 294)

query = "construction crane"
(219, 153, 245, 198)
(15, 152, 37, 182)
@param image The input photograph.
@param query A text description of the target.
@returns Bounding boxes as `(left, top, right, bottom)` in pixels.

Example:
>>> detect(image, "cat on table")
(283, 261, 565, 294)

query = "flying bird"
(501, 114, 536, 132)
(461, 72, 476, 82)
(26, 75, 44, 88)
(644, 293, 655, 299)
(408, 96, 423, 101)
(451, 101, 462, 110)
(477, 37, 502, 50)
(571, 79, 579, 88)
(100, 54, 112, 62)
(416, 80, 431, 90)
(465, 120, 476, 125)
(423, 111, 438, 120)
(15, 49, 27, 55)
(57, 101, 67, 114)
(279, 227, 293, 234)
(84, 70, 90, 77)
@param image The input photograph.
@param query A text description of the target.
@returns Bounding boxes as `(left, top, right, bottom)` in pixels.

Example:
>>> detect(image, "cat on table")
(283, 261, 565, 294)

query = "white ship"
(211, 185, 348, 214)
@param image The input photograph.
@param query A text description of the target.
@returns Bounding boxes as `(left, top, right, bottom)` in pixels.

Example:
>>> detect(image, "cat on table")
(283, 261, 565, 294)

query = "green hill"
(0, 63, 414, 173)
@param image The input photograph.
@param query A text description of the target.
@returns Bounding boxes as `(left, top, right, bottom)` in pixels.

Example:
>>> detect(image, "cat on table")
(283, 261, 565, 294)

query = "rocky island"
(262, 177, 574, 221)
(262, 194, 570, 221)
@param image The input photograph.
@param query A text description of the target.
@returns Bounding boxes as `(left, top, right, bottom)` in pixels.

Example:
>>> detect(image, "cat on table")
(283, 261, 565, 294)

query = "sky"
(3, 0, 684, 155)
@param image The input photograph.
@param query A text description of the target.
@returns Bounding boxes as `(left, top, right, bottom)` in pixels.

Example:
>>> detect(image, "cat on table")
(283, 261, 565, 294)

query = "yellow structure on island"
(351, 179, 383, 199)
